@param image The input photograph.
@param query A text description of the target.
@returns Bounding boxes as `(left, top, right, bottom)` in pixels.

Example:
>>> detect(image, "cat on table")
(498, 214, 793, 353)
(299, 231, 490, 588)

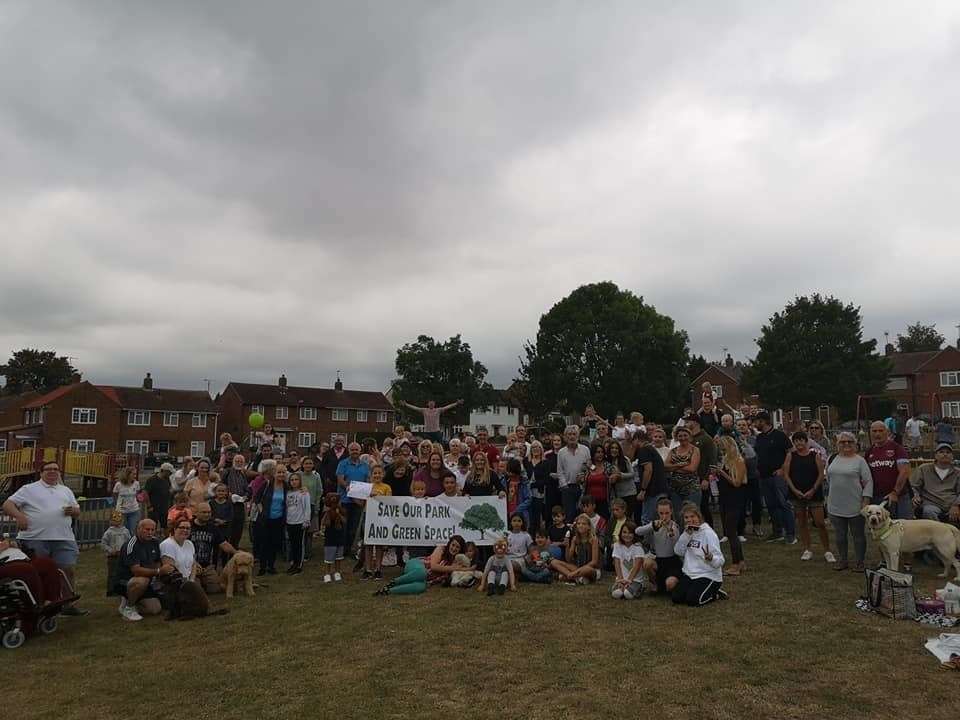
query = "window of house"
(943, 401, 960, 419)
(190, 441, 206, 457)
(0, 439, 6, 451)
(798, 407, 811, 422)
(125, 440, 149, 455)
(299, 407, 318, 420)
(276, 406, 288, 419)
(711, 385, 723, 398)
(941, 371, 960, 388)
(128, 410, 151, 426)
(156, 441, 171, 454)
(377, 411, 388, 423)
(71, 407, 97, 424)
(493, 406, 501, 415)
(24, 408, 43, 425)
(886, 377, 908, 390)
(192, 413, 207, 428)
(298, 432, 316, 448)
(507, 407, 515, 415)
(332, 409, 348, 421)
(250, 405, 264, 416)
(69, 439, 96, 453)
(818, 405, 830, 425)
(163, 412, 179, 427)
(356, 410, 368, 422)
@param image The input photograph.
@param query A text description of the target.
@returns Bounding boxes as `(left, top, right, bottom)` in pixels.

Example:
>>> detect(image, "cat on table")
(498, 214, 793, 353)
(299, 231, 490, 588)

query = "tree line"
(1, 289, 950, 425)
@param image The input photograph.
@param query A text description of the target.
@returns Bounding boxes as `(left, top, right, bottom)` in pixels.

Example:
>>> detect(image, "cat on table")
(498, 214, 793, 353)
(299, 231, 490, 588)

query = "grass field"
(6, 533, 958, 720)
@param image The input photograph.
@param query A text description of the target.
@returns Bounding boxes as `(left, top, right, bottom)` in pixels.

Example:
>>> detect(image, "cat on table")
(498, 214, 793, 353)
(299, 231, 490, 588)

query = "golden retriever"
(861, 504, 960, 579)
(220, 551, 256, 598)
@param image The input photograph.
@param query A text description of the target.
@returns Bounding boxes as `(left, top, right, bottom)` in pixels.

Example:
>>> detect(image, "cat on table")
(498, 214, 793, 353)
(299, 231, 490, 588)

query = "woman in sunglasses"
(825, 431, 873, 571)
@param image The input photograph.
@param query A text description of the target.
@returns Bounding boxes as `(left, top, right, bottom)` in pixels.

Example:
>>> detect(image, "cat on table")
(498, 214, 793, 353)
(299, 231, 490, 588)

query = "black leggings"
(229, 502, 246, 548)
(720, 490, 745, 564)
(671, 573, 723, 607)
(699, 488, 714, 527)
(286, 524, 305, 569)
(257, 518, 285, 571)
(745, 475, 763, 528)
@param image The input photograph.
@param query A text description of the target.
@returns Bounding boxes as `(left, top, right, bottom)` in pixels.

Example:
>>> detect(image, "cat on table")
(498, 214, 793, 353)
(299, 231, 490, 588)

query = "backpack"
(865, 567, 916, 620)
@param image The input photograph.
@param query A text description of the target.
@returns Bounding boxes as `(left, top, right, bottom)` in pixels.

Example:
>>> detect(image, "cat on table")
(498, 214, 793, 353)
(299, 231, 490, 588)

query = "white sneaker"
(737, 535, 748, 543)
(118, 597, 128, 617)
(800, 549, 813, 561)
(323, 574, 332, 583)
(719, 536, 728, 544)
(333, 572, 343, 582)
(121, 605, 143, 622)
(824, 551, 837, 563)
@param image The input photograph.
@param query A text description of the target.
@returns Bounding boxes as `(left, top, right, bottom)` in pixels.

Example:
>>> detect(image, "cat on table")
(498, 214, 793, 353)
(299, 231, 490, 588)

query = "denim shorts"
(21, 538, 80, 567)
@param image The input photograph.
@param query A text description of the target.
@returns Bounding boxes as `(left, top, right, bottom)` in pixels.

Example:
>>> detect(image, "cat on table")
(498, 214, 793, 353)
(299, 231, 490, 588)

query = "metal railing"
(0, 496, 122, 549)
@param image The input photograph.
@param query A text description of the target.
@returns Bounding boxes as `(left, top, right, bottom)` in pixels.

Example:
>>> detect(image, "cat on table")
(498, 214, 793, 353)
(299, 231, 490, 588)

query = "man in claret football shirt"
(865, 421, 911, 519)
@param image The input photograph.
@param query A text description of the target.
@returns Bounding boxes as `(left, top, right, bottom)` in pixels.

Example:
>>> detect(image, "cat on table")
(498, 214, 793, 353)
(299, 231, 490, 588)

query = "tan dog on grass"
(221, 551, 256, 598)
(861, 504, 960, 579)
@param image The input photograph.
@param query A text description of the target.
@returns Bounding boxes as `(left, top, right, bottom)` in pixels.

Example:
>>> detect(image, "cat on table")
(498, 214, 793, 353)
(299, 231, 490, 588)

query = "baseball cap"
(936, 443, 954, 453)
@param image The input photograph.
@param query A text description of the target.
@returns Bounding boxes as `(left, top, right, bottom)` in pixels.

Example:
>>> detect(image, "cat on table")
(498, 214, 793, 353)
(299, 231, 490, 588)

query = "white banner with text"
(363, 496, 508, 546)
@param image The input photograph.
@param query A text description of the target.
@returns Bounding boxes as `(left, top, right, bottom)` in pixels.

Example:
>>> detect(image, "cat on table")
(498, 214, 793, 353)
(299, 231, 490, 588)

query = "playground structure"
(0, 446, 141, 497)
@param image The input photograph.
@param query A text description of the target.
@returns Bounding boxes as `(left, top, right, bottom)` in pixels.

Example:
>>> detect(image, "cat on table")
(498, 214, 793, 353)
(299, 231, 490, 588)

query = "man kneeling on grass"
(115, 519, 174, 622)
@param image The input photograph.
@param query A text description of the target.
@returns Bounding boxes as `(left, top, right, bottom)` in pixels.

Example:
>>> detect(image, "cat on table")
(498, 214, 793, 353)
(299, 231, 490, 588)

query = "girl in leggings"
(373, 557, 429, 596)
(672, 503, 725, 607)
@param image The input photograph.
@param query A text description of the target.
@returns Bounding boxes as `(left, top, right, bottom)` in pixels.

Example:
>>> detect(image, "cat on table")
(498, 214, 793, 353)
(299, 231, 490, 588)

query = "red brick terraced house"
(0, 374, 219, 459)
(880, 344, 960, 419)
(216, 375, 397, 453)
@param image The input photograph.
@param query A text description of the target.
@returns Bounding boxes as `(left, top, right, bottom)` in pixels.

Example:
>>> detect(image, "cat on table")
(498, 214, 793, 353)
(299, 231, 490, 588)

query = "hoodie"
(673, 522, 724, 582)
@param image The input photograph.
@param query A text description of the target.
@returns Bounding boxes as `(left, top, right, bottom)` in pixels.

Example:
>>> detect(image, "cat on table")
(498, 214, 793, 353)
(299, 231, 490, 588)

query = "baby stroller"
(0, 545, 78, 650)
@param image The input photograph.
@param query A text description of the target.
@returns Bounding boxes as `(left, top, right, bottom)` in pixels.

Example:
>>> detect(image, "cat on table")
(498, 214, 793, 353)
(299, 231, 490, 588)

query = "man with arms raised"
(400, 398, 463, 443)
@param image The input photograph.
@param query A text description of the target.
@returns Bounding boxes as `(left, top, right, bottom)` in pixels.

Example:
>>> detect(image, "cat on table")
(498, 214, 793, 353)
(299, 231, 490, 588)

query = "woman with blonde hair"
(715, 435, 747, 575)
(112, 466, 142, 536)
(463, 452, 497, 496)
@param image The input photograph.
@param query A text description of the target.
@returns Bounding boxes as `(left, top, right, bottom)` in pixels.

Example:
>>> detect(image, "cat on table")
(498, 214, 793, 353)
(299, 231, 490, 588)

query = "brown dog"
(161, 571, 229, 621)
(220, 551, 256, 598)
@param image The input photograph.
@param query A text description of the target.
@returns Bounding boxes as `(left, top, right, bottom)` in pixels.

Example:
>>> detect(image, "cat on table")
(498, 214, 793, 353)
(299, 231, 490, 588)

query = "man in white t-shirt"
(2, 460, 87, 615)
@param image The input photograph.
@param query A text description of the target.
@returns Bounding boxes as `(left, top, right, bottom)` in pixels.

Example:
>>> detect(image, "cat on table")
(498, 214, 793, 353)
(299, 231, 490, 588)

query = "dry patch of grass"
(5, 536, 956, 720)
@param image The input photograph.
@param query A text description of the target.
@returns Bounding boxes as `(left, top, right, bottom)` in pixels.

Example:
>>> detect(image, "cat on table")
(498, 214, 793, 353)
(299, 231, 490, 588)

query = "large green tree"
(0, 349, 77, 395)
(741, 295, 890, 418)
(518, 282, 690, 422)
(896, 322, 944, 353)
(392, 335, 494, 425)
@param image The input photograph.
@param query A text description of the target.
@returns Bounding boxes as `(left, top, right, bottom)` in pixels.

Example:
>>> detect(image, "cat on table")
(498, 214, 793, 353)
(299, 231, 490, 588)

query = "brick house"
(216, 375, 396, 452)
(879, 344, 960, 419)
(0, 374, 218, 459)
(689, 356, 840, 430)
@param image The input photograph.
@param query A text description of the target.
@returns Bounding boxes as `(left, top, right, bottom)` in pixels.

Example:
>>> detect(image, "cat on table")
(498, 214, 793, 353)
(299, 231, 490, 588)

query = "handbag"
(865, 567, 917, 620)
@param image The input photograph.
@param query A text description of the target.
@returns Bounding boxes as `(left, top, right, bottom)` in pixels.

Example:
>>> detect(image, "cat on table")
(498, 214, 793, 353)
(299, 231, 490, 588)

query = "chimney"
(724, 354, 734, 368)
(143, 372, 153, 390)
(71, 372, 82, 383)
(334, 370, 343, 392)
(884, 343, 895, 356)
(278, 374, 287, 388)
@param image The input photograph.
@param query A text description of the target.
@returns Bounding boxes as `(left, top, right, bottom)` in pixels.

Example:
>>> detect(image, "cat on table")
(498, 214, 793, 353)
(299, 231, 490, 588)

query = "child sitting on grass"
(450, 541, 480, 588)
(611, 521, 645, 600)
(520, 529, 554, 583)
(551, 514, 601, 585)
(546, 505, 571, 560)
(478, 537, 516, 596)
(100, 510, 130, 596)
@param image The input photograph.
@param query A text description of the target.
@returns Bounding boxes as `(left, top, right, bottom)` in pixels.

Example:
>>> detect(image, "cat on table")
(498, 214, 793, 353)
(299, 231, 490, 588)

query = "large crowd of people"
(1, 398, 957, 623)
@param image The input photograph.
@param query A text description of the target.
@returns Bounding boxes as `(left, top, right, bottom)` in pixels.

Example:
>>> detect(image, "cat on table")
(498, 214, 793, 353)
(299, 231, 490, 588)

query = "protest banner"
(363, 496, 508, 546)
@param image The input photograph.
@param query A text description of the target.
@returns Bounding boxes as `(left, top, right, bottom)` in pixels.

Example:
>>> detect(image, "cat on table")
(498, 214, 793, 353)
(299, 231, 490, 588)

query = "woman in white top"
(112, 466, 142, 536)
(672, 502, 725, 607)
(159, 519, 196, 580)
(170, 457, 195, 494)
(184, 459, 215, 510)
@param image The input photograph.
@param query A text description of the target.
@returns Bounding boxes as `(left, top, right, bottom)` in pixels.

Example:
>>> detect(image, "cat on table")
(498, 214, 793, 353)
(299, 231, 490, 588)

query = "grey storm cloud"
(1, 1, 959, 398)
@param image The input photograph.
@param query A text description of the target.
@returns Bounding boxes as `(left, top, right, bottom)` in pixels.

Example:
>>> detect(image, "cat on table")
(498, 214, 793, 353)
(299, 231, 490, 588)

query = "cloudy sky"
(2, 1, 959, 396)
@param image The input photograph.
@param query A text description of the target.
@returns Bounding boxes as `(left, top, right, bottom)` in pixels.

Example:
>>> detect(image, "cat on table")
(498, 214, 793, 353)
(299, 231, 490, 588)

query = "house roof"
(22, 383, 85, 409)
(102, 386, 217, 413)
(225, 382, 394, 411)
(888, 350, 940, 376)
(0, 391, 38, 412)
(689, 362, 744, 387)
